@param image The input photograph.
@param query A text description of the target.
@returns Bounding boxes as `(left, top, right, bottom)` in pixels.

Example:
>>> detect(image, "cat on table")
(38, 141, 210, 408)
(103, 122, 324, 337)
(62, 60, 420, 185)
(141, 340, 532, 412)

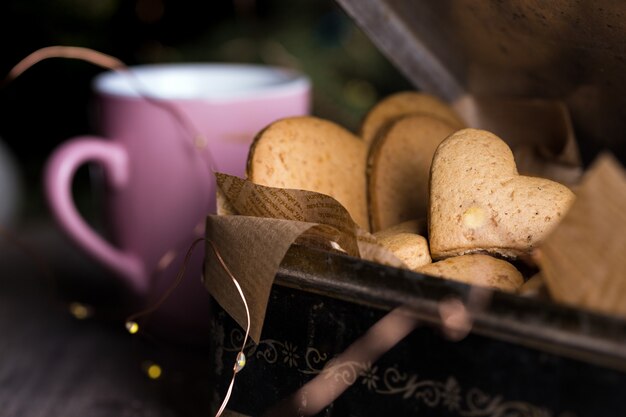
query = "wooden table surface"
(0, 221, 215, 417)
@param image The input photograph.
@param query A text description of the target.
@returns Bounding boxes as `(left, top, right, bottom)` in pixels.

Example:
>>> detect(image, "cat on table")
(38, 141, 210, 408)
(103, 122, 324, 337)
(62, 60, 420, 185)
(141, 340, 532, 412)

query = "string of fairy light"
(3, 46, 250, 416)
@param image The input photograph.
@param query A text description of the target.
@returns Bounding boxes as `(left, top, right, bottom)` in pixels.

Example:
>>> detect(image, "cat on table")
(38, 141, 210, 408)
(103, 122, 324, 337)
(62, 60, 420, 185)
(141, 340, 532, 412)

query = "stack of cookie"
(246, 92, 575, 294)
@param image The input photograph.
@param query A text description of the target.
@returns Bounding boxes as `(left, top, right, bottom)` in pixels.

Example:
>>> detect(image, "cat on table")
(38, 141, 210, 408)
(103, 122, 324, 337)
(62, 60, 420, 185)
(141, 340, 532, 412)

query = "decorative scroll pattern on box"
(225, 328, 577, 417)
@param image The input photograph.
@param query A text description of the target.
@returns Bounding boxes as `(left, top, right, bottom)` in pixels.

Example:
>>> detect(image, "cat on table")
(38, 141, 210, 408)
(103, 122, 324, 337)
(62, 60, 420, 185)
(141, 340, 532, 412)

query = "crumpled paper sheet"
(537, 154, 626, 317)
(204, 173, 404, 343)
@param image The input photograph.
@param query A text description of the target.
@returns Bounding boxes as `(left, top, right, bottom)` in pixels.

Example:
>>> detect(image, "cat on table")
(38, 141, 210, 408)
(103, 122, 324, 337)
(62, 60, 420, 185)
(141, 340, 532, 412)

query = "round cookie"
(374, 221, 432, 270)
(360, 91, 465, 145)
(247, 116, 369, 231)
(417, 254, 523, 292)
(367, 114, 457, 231)
(373, 219, 426, 239)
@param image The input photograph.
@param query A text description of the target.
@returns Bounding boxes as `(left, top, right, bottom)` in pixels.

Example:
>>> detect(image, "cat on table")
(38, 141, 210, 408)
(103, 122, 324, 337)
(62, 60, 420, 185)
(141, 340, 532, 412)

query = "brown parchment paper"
(204, 173, 404, 342)
(454, 96, 583, 186)
(537, 154, 626, 317)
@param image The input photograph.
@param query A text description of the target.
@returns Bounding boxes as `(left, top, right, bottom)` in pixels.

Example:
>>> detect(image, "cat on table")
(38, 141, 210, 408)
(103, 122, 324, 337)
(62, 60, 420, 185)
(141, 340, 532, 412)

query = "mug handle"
(44, 137, 147, 293)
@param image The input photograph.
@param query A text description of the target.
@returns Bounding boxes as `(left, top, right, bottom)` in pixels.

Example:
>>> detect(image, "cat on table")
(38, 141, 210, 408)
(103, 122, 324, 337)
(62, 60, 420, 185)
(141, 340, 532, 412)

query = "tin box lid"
(336, 0, 626, 163)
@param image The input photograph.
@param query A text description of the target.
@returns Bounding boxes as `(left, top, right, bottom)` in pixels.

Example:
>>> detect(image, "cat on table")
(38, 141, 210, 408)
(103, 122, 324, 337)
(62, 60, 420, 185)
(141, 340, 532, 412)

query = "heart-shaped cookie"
(247, 116, 369, 230)
(429, 128, 575, 259)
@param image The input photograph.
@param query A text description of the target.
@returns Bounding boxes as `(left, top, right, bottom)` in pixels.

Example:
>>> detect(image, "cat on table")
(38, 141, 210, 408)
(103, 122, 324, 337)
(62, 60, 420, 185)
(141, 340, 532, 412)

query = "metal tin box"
(210, 2, 626, 415)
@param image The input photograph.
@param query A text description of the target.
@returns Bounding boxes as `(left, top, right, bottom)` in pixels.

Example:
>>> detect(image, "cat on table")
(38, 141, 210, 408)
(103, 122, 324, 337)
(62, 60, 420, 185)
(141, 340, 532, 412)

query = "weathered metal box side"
(210, 247, 626, 416)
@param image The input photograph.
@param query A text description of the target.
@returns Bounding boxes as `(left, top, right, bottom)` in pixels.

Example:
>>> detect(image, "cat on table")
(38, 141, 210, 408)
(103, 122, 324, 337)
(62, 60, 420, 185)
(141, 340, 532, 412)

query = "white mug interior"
(94, 63, 311, 101)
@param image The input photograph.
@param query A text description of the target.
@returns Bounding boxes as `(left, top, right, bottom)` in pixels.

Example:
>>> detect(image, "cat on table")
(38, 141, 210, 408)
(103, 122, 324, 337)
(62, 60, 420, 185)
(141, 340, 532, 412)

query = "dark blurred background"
(0, 0, 412, 223)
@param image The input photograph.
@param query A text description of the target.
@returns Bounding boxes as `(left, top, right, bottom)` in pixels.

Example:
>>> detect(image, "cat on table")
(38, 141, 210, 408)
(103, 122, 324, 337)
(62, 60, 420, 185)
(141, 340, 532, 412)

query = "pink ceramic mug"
(45, 64, 310, 338)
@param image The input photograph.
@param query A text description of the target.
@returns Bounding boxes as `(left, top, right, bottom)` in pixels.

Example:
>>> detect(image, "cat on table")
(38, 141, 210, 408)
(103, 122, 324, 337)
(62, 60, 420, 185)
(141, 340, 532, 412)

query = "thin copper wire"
(4, 47, 247, 416)
(4, 46, 125, 81)
(110, 71, 217, 173)
(3, 46, 221, 327)
(125, 238, 205, 324)
(3, 45, 217, 173)
(205, 238, 251, 417)
(123, 237, 251, 417)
